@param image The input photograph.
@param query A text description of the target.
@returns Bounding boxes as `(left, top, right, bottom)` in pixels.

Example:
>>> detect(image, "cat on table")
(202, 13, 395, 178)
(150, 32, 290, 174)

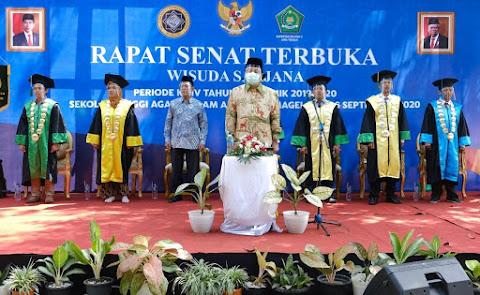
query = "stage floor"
(1, 192, 479, 255)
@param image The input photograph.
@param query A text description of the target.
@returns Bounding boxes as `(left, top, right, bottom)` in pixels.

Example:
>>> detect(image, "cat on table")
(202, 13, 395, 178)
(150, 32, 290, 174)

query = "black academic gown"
(420, 103, 470, 184)
(88, 105, 142, 185)
(360, 100, 409, 183)
(292, 105, 348, 188)
(16, 104, 67, 186)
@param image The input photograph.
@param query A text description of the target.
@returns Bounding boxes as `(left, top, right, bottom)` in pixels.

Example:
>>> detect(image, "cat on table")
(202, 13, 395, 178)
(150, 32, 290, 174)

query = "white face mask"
(245, 72, 261, 85)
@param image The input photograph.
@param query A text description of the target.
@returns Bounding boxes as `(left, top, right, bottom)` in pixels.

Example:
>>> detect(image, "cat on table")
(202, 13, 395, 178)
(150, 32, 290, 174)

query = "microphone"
(308, 93, 315, 99)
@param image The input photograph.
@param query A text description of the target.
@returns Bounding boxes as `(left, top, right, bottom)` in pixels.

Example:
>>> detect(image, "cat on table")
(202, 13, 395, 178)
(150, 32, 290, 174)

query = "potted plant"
(37, 245, 85, 295)
(3, 260, 45, 295)
(0, 263, 11, 295)
(172, 258, 225, 295)
(299, 244, 354, 295)
(465, 259, 480, 294)
(263, 164, 333, 234)
(271, 254, 313, 294)
(108, 235, 192, 295)
(219, 265, 249, 295)
(174, 168, 220, 233)
(64, 219, 115, 295)
(244, 247, 277, 295)
(389, 229, 424, 264)
(349, 241, 393, 295)
(417, 235, 456, 259)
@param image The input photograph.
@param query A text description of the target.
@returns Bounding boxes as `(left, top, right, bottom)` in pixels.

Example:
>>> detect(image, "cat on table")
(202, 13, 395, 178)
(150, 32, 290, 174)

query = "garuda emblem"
(218, 1, 253, 35)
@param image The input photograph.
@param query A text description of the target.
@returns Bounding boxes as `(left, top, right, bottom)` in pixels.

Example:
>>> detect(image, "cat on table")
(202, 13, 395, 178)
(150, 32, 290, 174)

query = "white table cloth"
(219, 155, 281, 236)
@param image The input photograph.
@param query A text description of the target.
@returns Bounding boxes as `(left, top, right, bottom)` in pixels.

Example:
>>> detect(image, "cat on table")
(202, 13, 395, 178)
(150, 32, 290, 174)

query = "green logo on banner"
(276, 5, 304, 34)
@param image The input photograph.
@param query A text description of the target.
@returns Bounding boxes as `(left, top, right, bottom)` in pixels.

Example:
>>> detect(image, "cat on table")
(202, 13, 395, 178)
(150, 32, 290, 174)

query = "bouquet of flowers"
(230, 134, 268, 164)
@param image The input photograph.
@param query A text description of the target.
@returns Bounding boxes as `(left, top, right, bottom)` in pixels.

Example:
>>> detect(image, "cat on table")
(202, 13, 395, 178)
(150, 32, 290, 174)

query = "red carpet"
(1, 193, 479, 255)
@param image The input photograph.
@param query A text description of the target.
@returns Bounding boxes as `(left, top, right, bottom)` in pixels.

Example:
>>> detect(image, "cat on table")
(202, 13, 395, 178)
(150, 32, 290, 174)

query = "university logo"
(276, 5, 304, 34)
(218, 0, 253, 35)
(157, 5, 190, 38)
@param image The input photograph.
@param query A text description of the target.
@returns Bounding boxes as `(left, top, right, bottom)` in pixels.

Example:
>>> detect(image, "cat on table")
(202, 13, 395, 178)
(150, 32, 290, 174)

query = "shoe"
(105, 196, 116, 203)
(447, 197, 462, 203)
(369, 196, 378, 205)
(121, 196, 130, 203)
(45, 195, 54, 204)
(26, 195, 40, 203)
(429, 196, 440, 203)
(328, 197, 337, 203)
(168, 195, 182, 203)
(386, 195, 402, 204)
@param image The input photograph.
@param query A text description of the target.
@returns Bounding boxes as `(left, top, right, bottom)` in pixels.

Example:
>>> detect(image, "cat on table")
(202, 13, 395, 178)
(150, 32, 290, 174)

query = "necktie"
(445, 102, 449, 108)
(28, 35, 32, 46)
(430, 37, 435, 49)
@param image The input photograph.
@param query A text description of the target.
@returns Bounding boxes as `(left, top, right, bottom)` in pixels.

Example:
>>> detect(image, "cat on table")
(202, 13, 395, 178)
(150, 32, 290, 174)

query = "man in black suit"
(12, 14, 39, 46)
(423, 17, 448, 49)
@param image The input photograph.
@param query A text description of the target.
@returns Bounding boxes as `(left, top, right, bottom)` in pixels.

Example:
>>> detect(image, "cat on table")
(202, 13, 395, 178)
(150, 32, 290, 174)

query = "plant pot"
(272, 286, 310, 294)
(243, 284, 273, 295)
(83, 277, 114, 295)
(224, 288, 243, 295)
(137, 283, 153, 295)
(282, 210, 309, 234)
(11, 291, 34, 295)
(352, 279, 369, 295)
(188, 210, 215, 233)
(46, 281, 74, 295)
(317, 273, 353, 295)
(474, 287, 480, 295)
(0, 285, 9, 295)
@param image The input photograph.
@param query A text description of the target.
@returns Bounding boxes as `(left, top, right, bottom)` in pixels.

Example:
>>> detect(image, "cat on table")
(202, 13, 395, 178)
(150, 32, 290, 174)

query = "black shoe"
(328, 197, 337, 203)
(386, 195, 402, 204)
(447, 197, 462, 203)
(429, 196, 440, 203)
(168, 195, 182, 203)
(369, 196, 378, 205)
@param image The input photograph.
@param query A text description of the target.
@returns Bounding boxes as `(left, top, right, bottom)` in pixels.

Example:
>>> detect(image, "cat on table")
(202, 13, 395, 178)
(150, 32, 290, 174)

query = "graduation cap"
(371, 70, 397, 83)
(428, 18, 440, 25)
(181, 75, 194, 86)
(245, 57, 263, 72)
(432, 78, 458, 90)
(104, 74, 129, 88)
(307, 75, 331, 88)
(29, 74, 55, 89)
(23, 14, 34, 22)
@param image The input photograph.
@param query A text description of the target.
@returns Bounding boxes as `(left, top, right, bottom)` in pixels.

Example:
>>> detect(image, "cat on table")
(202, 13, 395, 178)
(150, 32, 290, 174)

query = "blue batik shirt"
(164, 97, 208, 150)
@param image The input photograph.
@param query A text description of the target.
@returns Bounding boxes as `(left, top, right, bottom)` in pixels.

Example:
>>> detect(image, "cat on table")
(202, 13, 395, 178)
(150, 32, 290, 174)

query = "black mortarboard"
(432, 78, 458, 90)
(23, 14, 34, 22)
(307, 75, 331, 88)
(246, 57, 263, 72)
(428, 18, 440, 25)
(29, 74, 55, 89)
(104, 74, 129, 88)
(371, 70, 397, 83)
(181, 75, 194, 86)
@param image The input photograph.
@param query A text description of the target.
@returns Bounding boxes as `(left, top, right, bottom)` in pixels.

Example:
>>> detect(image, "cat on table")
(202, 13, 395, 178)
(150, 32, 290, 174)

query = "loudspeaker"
(0, 159, 6, 198)
(364, 258, 474, 295)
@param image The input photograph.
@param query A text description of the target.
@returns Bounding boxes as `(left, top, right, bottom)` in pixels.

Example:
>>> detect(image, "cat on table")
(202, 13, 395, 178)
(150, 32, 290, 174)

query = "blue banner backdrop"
(1, 0, 479, 194)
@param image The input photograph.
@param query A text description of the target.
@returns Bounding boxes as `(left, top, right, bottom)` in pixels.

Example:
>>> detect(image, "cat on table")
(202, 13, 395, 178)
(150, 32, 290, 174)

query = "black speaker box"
(364, 258, 474, 295)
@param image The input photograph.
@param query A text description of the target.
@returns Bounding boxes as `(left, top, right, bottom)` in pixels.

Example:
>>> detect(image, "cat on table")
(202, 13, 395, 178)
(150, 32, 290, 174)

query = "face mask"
(245, 72, 261, 85)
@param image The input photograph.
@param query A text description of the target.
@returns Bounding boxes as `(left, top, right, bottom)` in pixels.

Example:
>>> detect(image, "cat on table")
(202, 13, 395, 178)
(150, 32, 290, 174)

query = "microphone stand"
(307, 95, 342, 236)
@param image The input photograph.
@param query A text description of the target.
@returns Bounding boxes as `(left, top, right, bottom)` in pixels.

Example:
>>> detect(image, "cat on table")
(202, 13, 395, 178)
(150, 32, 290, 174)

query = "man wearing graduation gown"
(291, 76, 349, 203)
(359, 70, 410, 205)
(86, 74, 143, 203)
(420, 78, 470, 203)
(15, 74, 68, 203)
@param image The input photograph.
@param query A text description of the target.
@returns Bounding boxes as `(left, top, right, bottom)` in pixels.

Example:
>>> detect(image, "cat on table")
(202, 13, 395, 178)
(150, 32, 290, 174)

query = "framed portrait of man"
(417, 12, 455, 54)
(6, 8, 46, 52)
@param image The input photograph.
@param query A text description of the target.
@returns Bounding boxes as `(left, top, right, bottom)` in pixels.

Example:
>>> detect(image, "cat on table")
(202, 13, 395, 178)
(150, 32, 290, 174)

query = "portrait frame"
(6, 7, 46, 52)
(417, 12, 455, 55)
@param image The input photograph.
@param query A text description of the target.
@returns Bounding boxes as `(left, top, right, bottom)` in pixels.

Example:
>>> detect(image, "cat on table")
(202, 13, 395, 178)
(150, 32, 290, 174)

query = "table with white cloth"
(219, 155, 281, 236)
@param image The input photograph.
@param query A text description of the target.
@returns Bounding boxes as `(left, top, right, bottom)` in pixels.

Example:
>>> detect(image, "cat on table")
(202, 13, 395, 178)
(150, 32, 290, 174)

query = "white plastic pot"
(188, 210, 215, 233)
(283, 210, 310, 234)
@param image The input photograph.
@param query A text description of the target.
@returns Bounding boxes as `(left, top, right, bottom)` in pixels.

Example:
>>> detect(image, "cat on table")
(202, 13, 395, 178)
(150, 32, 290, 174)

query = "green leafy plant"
(219, 265, 249, 295)
(38, 245, 85, 287)
(249, 247, 278, 288)
(417, 235, 456, 259)
(271, 254, 313, 291)
(389, 229, 424, 264)
(108, 235, 192, 295)
(0, 263, 11, 285)
(465, 260, 480, 289)
(172, 258, 225, 295)
(3, 260, 45, 293)
(64, 219, 115, 282)
(174, 168, 220, 214)
(263, 164, 333, 214)
(300, 244, 355, 284)
(349, 241, 393, 282)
